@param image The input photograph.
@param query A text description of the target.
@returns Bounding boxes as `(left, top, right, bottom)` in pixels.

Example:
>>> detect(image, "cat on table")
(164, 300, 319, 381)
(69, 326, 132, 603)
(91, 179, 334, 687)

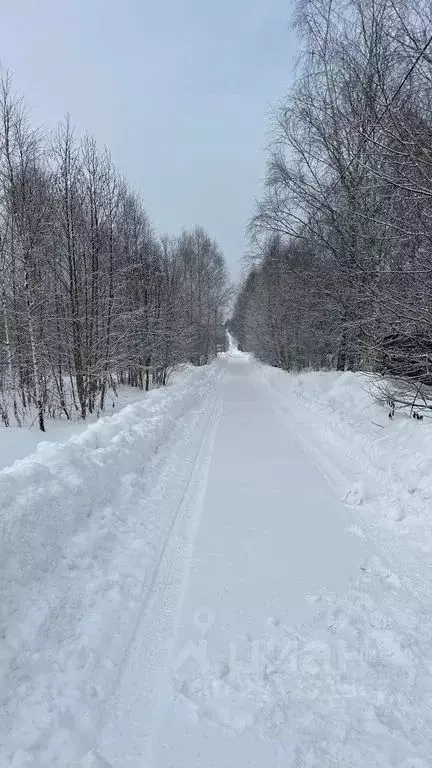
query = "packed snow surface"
(2, 348, 432, 767)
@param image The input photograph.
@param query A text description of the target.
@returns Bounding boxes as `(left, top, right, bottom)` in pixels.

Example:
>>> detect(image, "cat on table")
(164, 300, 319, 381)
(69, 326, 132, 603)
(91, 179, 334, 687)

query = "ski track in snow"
(3, 349, 432, 766)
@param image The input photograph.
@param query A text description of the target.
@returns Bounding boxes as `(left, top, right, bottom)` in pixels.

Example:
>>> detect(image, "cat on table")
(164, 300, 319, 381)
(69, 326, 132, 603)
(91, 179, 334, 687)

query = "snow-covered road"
(96, 351, 365, 768)
(4, 349, 432, 768)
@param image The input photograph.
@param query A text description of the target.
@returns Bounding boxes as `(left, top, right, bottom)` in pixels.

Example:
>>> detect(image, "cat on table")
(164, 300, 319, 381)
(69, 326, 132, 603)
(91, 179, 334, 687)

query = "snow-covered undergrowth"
(231, 367, 432, 766)
(0, 362, 220, 768)
(0, 367, 194, 473)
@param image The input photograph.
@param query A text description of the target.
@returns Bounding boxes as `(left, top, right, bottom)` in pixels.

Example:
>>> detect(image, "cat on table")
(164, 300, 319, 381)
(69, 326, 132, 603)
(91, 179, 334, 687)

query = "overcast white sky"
(0, 0, 296, 278)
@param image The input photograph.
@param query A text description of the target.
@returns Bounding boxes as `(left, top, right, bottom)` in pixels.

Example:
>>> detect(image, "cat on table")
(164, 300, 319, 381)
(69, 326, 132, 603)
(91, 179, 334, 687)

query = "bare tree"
(0, 69, 229, 430)
(237, 0, 432, 408)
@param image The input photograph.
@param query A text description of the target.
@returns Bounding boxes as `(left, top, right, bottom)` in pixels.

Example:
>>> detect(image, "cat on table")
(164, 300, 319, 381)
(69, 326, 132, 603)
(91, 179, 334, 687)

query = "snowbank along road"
(2, 344, 432, 767)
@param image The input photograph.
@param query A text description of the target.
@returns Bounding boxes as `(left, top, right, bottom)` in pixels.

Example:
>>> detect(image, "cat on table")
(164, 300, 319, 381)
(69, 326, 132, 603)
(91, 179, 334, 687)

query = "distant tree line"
(0, 71, 228, 430)
(232, 0, 432, 390)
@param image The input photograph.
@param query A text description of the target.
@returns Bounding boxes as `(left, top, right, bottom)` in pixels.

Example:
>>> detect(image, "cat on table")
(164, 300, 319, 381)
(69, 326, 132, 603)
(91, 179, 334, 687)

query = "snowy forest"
(0, 73, 228, 431)
(232, 0, 432, 389)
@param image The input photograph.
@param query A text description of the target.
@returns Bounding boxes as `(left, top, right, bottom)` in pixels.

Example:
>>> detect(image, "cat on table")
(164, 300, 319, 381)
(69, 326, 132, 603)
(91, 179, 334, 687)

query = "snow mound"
(344, 481, 364, 506)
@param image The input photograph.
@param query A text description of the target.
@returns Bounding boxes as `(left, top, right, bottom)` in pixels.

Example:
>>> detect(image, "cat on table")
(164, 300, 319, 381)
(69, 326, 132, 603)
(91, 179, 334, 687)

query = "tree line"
(232, 0, 432, 391)
(0, 72, 228, 431)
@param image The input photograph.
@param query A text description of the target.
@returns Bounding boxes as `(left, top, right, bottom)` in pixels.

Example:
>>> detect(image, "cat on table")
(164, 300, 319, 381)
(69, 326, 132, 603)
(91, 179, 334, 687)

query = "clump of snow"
(344, 481, 364, 506)
(79, 749, 111, 767)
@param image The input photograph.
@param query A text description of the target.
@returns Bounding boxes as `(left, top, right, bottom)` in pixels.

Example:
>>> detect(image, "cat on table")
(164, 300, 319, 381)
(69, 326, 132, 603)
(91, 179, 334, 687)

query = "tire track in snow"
(91, 374, 224, 768)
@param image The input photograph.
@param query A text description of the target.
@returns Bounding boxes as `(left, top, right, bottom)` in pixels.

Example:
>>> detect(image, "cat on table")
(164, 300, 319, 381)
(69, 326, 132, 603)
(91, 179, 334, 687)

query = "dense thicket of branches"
(0, 73, 228, 430)
(233, 0, 432, 384)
